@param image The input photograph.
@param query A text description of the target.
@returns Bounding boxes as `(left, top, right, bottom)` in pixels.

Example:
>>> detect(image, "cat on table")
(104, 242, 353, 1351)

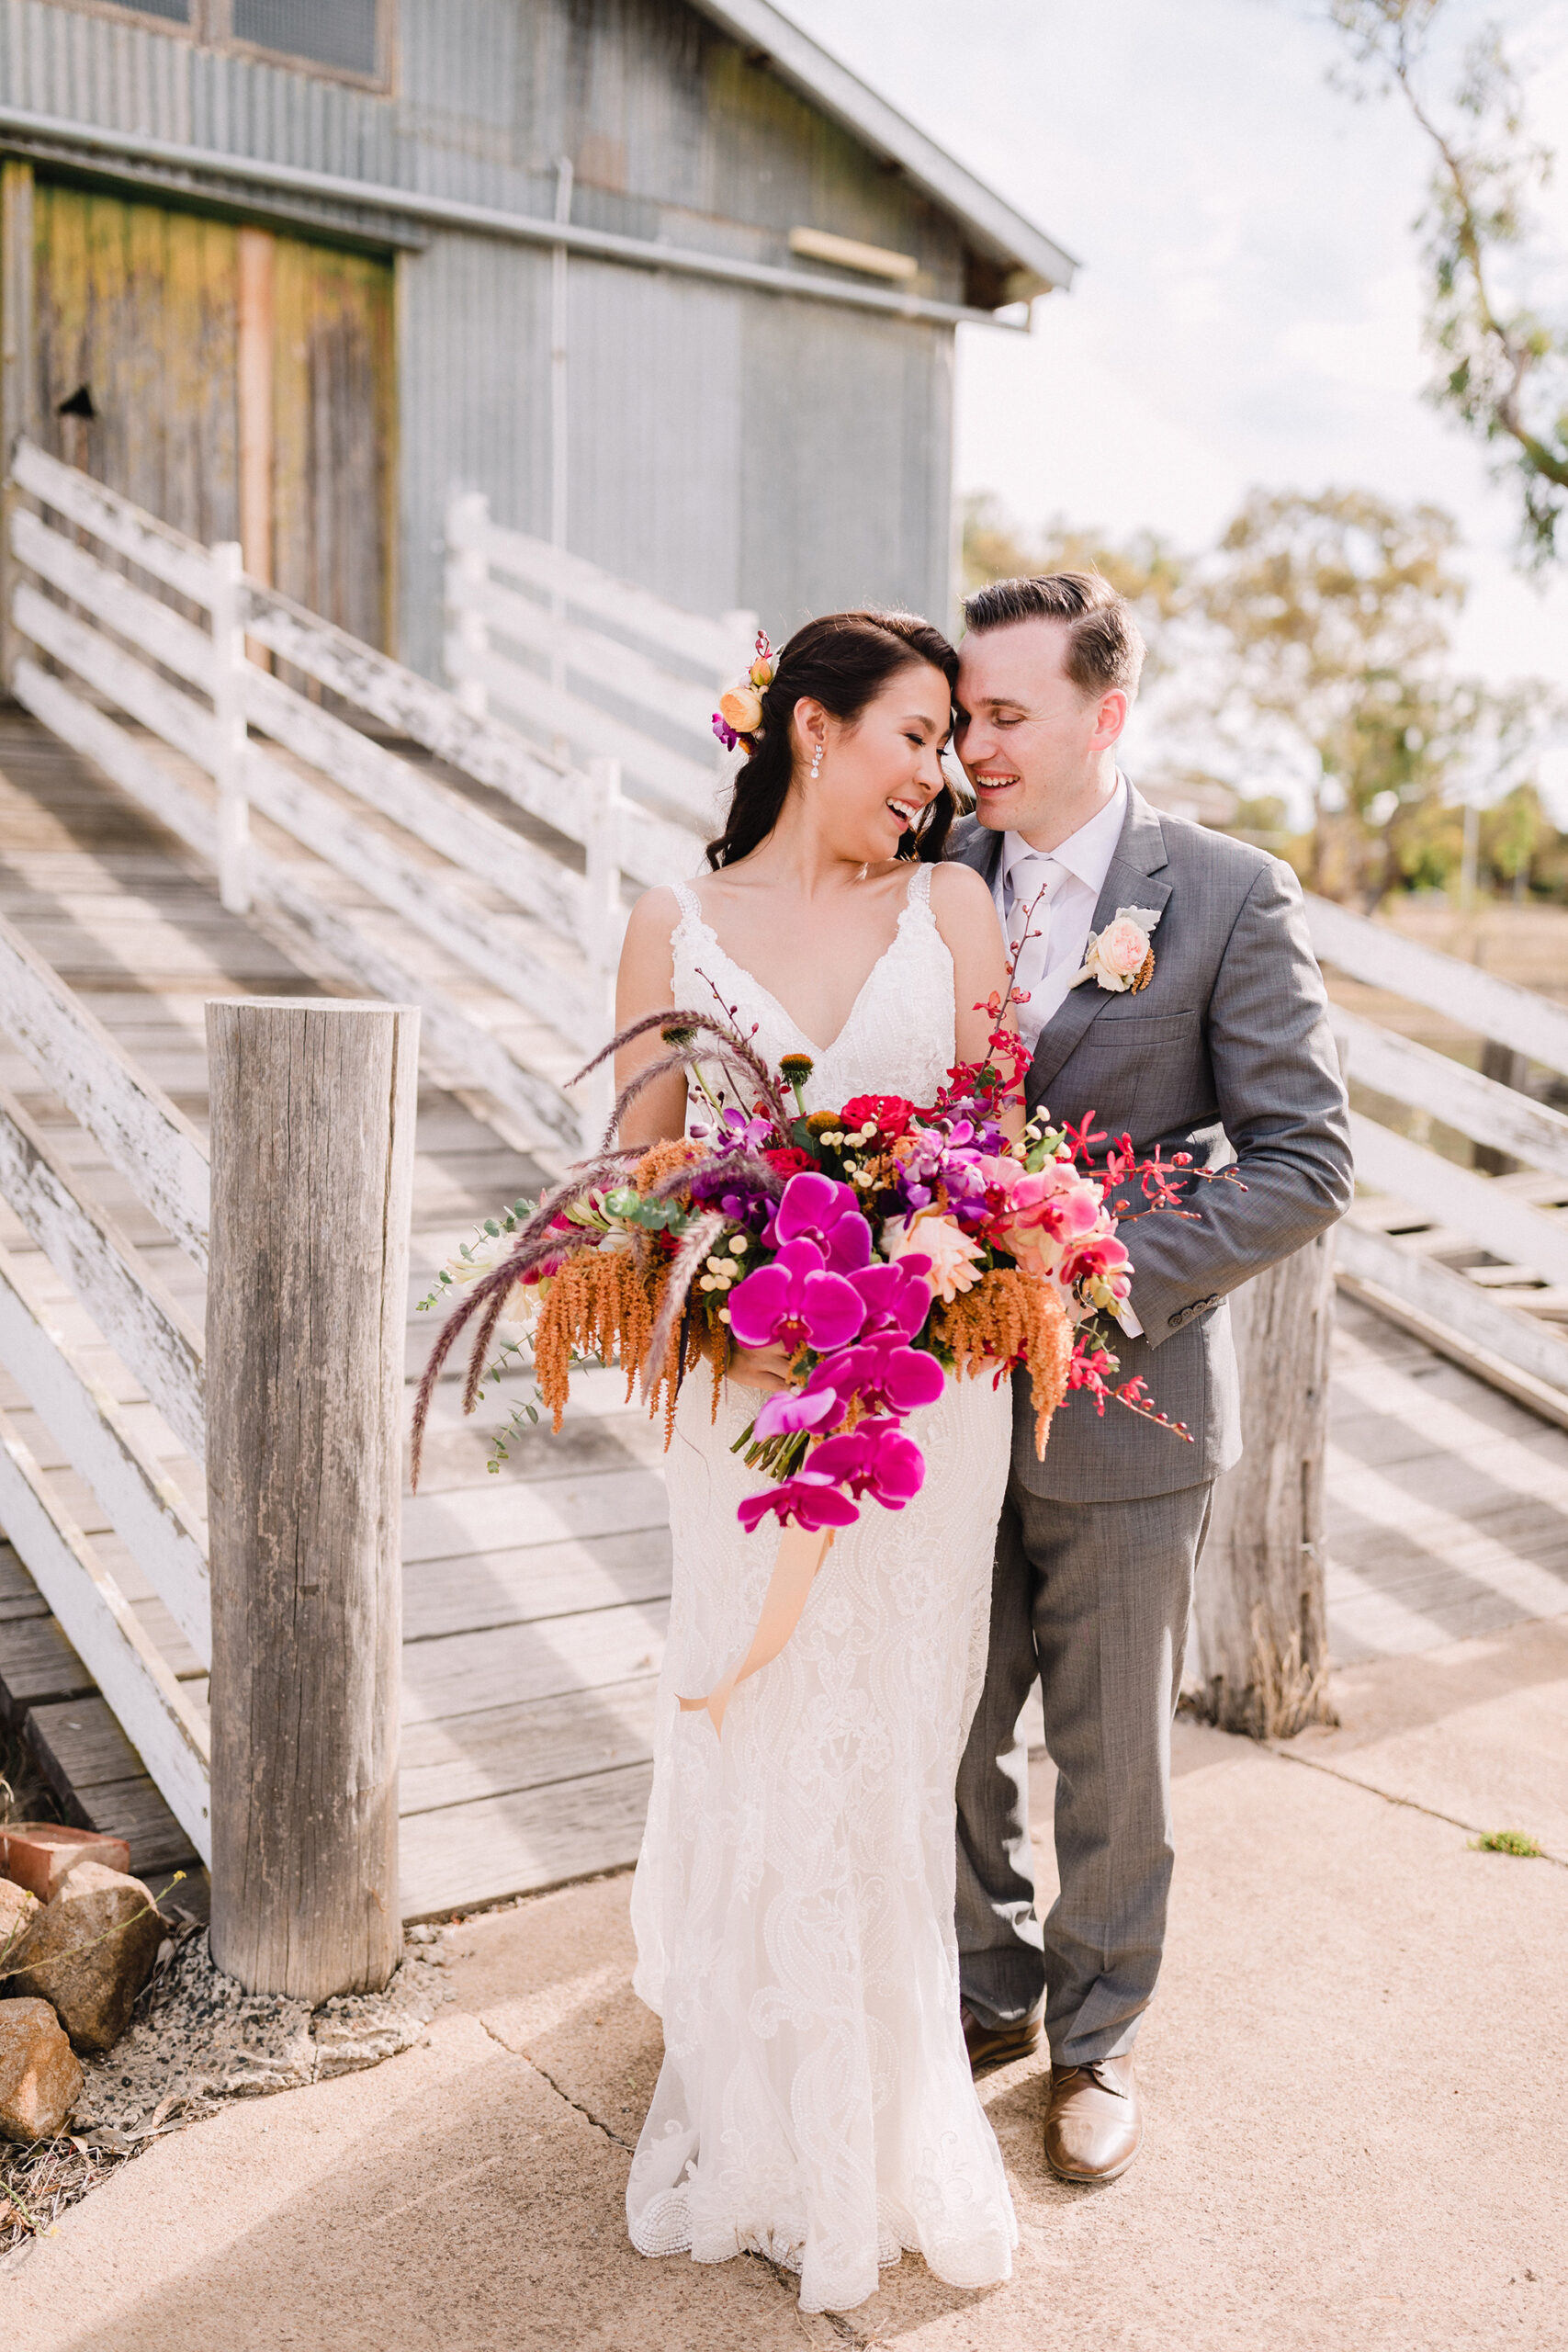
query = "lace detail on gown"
(626, 865, 1018, 2315)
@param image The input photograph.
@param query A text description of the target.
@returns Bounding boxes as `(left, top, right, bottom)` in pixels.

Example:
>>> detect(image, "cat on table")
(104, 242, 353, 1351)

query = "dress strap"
(669, 879, 704, 928)
(904, 861, 934, 910)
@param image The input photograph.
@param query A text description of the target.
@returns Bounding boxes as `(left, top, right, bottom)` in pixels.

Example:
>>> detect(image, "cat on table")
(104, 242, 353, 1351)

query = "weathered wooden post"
(205, 998, 419, 2000)
(1188, 1231, 1337, 1738)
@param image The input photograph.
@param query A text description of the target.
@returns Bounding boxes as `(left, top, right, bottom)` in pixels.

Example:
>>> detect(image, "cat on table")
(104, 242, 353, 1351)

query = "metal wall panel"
(739, 292, 953, 634)
(394, 227, 553, 678)
(566, 254, 743, 619)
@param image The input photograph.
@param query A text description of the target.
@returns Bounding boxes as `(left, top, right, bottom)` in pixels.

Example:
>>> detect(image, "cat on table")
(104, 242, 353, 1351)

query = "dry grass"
(0, 2133, 134, 2267)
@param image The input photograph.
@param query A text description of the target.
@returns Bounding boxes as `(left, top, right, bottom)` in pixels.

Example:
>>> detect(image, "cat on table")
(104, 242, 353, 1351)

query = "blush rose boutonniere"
(1070, 905, 1163, 996)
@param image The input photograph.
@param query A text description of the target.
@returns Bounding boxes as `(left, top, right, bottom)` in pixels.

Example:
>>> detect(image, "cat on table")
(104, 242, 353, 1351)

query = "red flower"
(762, 1146, 816, 1176)
(840, 1094, 914, 1137)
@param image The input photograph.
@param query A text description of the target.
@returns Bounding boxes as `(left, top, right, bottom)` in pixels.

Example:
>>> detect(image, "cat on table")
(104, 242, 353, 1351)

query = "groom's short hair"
(963, 571, 1145, 703)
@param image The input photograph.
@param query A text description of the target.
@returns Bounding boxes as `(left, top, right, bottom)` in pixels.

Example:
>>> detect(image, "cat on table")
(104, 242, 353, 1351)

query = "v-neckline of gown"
(681, 889, 921, 1062)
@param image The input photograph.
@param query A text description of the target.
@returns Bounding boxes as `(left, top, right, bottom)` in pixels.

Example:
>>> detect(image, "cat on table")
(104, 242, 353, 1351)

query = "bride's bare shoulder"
(926, 860, 998, 930)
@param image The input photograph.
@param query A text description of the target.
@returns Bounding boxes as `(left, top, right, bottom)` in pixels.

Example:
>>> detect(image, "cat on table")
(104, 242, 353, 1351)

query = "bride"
(614, 609, 1021, 2315)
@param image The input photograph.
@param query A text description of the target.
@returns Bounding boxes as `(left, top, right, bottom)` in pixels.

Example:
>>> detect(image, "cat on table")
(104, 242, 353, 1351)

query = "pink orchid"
(849, 1258, 933, 1341)
(808, 1419, 926, 1510)
(773, 1171, 874, 1272)
(750, 1385, 840, 1442)
(727, 1237, 867, 1355)
(739, 1472, 860, 1533)
(811, 1336, 945, 1418)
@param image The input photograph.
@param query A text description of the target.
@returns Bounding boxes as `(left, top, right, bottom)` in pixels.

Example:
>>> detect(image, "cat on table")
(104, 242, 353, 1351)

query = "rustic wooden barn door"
(28, 180, 392, 650)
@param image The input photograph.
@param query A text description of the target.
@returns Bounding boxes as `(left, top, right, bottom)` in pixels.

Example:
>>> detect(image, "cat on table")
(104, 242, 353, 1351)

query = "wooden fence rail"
(7, 438, 714, 1162)
(443, 490, 753, 836)
(1307, 891, 1568, 1413)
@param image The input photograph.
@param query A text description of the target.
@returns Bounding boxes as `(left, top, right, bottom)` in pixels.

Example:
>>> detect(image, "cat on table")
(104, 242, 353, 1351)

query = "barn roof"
(688, 0, 1079, 299)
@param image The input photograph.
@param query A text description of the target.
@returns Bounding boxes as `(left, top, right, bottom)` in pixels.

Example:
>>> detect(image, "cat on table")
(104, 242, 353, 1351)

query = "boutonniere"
(1069, 905, 1163, 995)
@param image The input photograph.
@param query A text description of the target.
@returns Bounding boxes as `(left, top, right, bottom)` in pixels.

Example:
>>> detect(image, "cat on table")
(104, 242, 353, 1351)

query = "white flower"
(1071, 904, 1163, 995)
(884, 1212, 983, 1304)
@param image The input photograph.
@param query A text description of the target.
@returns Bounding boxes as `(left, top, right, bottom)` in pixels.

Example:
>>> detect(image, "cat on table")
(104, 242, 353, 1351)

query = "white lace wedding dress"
(626, 865, 1018, 2314)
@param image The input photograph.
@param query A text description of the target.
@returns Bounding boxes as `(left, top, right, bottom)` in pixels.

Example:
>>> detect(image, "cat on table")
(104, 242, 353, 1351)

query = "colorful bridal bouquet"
(412, 995, 1205, 1537)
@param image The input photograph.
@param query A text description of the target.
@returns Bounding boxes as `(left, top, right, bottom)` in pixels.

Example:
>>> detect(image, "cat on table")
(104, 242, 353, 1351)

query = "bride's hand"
(728, 1342, 795, 1394)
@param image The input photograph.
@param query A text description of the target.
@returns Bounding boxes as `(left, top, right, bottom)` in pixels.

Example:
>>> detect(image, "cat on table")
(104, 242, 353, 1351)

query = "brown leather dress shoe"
(961, 2003, 1043, 2077)
(1043, 2055, 1141, 2183)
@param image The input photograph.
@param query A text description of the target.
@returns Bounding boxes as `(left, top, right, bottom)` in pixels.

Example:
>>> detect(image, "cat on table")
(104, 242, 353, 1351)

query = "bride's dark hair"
(705, 609, 961, 871)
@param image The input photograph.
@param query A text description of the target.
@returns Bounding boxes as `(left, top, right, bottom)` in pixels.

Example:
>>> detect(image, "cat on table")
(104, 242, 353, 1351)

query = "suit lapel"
(1025, 786, 1172, 1102)
(948, 818, 1004, 893)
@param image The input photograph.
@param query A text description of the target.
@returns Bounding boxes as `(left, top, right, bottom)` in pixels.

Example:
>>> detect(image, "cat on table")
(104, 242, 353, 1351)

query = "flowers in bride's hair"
(883, 1212, 983, 1304)
(717, 682, 763, 738)
(713, 628, 776, 752)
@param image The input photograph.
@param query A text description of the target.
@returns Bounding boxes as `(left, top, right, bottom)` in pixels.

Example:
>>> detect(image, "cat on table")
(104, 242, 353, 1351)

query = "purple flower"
(689, 1160, 774, 1234)
(850, 1259, 933, 1342)
(816, 1336, 945, 1418)
(727, 1238, 867, 1354)
(715, 1108, 775, 1154)
(739, 1473, 860, 1533)
(808, 1418, 926, 1510)
(750, 1386, 840, 1442)
(713, 714, 740, 751)
(775, 1171, 873, 1273)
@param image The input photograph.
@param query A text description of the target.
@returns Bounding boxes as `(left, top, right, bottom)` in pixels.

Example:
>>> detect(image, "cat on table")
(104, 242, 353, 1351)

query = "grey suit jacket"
(948, 787, 1352, 1502)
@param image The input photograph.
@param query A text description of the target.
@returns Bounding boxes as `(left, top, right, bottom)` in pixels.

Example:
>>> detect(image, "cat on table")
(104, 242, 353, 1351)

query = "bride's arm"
(613, 887, 791, 1392)
(613, 888, 690, 1148)
(928, 863, 1026, 1142)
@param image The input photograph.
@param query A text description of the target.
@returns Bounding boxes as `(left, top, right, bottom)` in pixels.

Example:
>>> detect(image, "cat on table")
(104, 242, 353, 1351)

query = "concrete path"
(5, 1616, 1566, 2350)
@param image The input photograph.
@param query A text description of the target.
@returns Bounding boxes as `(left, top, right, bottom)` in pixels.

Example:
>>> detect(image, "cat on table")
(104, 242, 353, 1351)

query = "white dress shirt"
(992, 775, 1128, 1051)
(990, 775, 1145, 1338)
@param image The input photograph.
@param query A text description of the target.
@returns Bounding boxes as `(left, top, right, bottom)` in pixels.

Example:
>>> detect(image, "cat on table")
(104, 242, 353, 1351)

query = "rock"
(0, 1821, 130, 1901)
(0, 1876, 39, 1977)
(0, 1996, 83, 2142)
(13, 1860, 164, 2052)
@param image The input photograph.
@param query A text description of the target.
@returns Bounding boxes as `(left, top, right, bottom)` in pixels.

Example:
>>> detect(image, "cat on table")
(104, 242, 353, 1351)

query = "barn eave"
(684, 0, 1079, 300)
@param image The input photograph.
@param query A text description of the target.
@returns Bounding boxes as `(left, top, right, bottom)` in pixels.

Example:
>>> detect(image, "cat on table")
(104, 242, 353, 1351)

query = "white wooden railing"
(444, 491, 755, 837)
(6, 440, 712, 1160)
(0, 899, 211, 1858)
(0, 441, 746, 1863)
(1309, 894, 1568, 1420)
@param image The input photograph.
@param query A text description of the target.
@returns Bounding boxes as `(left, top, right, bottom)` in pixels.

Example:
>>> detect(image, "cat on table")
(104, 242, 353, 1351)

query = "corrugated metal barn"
(0, 0, 1074, 673)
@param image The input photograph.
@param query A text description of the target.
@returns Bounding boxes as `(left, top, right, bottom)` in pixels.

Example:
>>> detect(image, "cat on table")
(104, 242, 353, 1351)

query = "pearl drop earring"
(809, 742, 823, 780)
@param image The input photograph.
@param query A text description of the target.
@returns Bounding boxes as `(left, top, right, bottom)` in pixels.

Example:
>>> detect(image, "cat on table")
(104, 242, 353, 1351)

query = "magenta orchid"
(750, 1385, 840, 1442)
(727, 1237, 867, 1355)
(739, 1471, 861, 1533)
(813, 1335, 946, 1419)
(849, 1258, 933, 1341)
(807, 1419, 926, 1510)
(773, 1170, 874, 1272)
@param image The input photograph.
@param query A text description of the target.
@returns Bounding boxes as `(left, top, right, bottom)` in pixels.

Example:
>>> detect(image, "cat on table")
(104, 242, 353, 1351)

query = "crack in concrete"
(1265, 1743, 1568, 1868)
(750, 2253, 880, 2346)
(476, 2016, 635, 2152)
(480, 2026, 881, 2337)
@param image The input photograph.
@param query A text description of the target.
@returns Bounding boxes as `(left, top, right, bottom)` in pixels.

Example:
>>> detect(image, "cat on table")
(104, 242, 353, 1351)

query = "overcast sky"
(786, 0, 1568, 808)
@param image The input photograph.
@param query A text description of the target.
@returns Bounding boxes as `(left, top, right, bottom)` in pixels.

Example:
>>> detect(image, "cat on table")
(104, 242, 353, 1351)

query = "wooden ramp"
(0, 707, 666, 1913)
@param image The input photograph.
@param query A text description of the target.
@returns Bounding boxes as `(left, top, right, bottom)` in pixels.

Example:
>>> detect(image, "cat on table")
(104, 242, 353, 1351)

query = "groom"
(946, 572, 1352, 2183)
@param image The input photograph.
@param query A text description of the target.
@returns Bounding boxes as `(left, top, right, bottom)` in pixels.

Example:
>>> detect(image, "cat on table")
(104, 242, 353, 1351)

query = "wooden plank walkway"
(0, 710, 1562, 1917)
